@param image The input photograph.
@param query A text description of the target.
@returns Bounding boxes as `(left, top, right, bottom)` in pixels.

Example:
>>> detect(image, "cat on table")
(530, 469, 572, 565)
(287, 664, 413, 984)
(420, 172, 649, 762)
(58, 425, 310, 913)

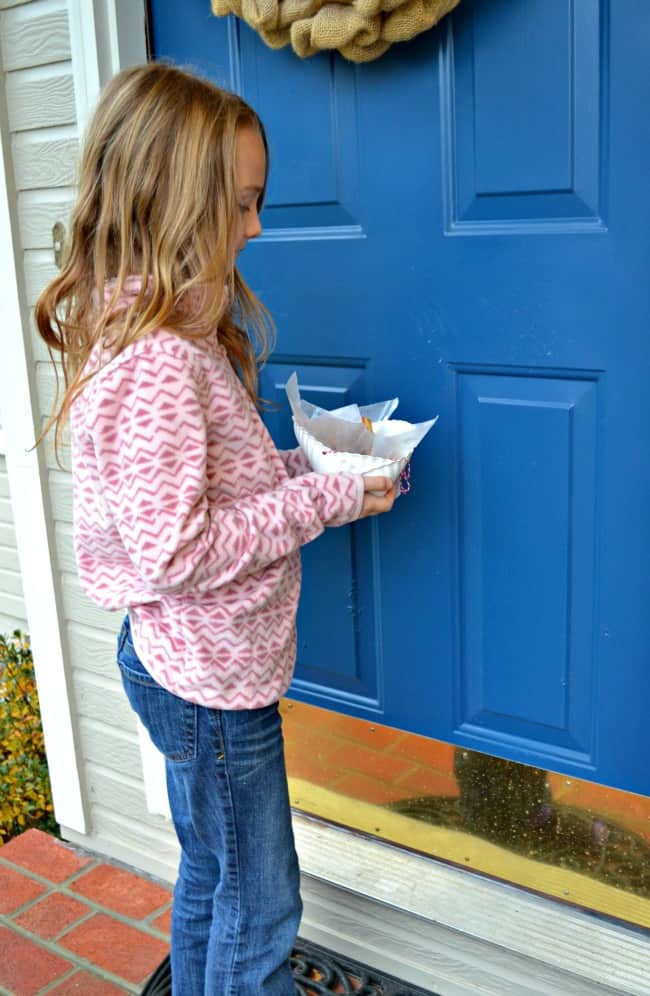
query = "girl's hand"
(358, 476, 397, 519)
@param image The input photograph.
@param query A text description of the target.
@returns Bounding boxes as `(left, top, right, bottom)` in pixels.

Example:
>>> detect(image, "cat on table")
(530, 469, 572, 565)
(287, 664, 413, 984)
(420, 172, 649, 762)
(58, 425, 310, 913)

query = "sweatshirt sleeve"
(86, 341, 364, 597)
(278, 446, 312, 478)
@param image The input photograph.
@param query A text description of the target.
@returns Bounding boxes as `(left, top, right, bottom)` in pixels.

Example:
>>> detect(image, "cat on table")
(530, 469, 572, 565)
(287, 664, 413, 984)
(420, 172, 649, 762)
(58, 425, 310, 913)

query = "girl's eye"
(238, 203, 249, 216)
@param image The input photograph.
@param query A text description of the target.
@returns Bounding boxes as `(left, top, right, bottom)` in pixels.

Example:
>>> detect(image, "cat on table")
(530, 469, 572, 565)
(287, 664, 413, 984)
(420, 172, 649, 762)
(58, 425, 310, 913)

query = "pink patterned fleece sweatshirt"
(71, 321, 364, 709)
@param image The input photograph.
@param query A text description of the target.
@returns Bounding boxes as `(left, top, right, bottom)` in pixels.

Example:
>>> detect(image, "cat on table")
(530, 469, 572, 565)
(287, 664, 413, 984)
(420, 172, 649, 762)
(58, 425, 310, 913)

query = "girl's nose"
(247, 209, 262, 241)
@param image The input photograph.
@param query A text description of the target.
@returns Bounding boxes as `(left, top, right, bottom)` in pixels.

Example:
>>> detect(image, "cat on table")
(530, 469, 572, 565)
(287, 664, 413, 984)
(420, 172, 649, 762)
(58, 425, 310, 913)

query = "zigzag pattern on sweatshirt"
(72, 325, 364, 709)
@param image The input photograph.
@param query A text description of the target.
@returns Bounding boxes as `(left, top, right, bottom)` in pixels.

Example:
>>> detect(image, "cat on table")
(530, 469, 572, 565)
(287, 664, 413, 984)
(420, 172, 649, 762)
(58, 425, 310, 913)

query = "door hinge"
(52, 221, 67, 269)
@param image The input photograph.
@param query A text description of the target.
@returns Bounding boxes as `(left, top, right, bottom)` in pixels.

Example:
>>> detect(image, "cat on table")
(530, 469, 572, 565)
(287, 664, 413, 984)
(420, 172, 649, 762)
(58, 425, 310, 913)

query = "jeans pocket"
(117, 626, 197, 763)
(223, 702, 285, 782)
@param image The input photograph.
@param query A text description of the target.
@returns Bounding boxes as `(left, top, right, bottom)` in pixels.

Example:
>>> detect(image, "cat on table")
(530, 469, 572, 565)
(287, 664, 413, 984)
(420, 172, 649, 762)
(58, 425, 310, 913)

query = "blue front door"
(149, 0, 650, 797)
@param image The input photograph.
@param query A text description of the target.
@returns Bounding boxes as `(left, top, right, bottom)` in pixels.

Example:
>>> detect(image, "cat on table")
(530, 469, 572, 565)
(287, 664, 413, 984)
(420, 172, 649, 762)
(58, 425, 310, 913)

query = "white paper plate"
(294, 421, 410, 486)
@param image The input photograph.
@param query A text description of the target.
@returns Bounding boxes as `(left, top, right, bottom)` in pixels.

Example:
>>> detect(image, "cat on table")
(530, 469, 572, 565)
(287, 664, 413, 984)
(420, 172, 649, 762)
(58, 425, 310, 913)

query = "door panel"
(447, 0, 603, 227)
(263, 359, 381, 708)
(237, 43, 361, 231)
(148, 0, 650, 795)
(454, 367, 599, 764)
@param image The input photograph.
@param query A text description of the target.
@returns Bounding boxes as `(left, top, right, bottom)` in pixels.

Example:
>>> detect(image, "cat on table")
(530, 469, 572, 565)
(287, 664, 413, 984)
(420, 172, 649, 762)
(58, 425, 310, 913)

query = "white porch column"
(0, 116, 85, 833)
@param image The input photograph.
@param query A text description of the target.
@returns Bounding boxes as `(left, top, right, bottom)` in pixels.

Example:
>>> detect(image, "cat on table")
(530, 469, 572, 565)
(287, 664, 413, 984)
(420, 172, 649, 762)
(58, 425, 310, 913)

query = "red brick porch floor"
(0, 828, 172, 995)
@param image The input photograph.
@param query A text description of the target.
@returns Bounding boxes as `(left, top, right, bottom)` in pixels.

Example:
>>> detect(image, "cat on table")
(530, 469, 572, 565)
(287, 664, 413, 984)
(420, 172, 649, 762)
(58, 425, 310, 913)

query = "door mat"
(292, 938, 437, 994)
(141, 940, 437, 994)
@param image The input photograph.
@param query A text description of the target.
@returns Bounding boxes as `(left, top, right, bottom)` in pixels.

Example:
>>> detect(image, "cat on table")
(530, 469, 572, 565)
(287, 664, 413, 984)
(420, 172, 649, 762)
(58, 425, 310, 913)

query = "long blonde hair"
(35, 62, 273, 460)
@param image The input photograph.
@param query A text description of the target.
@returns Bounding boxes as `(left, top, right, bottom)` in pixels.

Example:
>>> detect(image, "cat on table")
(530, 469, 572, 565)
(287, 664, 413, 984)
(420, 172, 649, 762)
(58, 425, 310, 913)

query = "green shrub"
(0, 632, 56, 844)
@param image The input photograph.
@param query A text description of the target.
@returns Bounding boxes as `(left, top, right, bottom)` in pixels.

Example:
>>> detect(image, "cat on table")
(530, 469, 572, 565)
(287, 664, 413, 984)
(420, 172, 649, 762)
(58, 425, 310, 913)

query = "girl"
(35, 63, 395, 995)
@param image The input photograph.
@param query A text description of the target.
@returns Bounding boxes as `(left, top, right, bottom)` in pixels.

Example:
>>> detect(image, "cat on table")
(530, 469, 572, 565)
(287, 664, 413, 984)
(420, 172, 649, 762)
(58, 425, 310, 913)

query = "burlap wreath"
(211, 0, 460, 63)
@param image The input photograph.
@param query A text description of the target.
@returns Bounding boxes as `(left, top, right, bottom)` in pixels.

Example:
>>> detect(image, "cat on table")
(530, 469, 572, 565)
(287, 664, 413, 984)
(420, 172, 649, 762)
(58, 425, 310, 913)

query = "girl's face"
(234, 126, 266, 255)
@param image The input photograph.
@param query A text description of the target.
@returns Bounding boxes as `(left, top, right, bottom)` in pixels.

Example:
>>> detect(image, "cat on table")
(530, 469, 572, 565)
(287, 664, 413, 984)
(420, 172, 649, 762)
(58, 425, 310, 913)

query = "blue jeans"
(117, 616, 301, 995)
